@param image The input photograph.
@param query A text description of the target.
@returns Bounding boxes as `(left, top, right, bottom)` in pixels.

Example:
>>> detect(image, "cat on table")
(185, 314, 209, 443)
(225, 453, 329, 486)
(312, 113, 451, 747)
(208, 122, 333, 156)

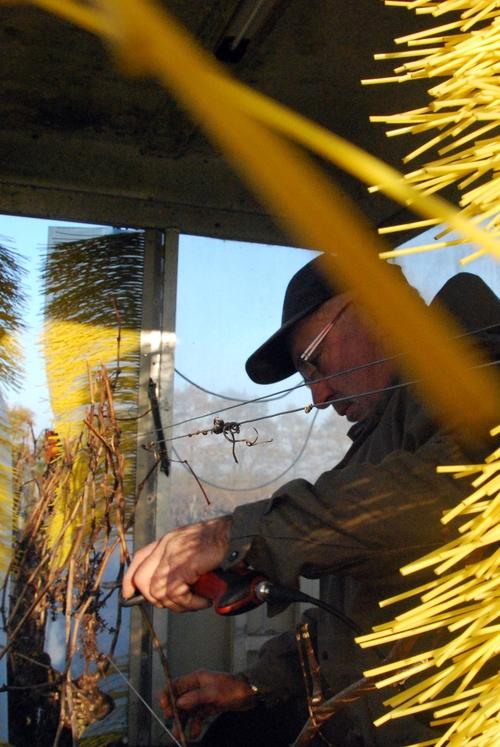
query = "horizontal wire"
(165, 383, 407, 443)
(132, 321, 499, 445)
(153, 355, 394, 440)
(161, 358, 500, 445)
(163, 321, 499, 434)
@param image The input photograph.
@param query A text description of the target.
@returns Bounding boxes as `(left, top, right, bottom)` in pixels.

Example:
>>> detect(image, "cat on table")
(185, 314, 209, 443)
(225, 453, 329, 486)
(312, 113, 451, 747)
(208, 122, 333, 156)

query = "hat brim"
(245, 299, 325, 384)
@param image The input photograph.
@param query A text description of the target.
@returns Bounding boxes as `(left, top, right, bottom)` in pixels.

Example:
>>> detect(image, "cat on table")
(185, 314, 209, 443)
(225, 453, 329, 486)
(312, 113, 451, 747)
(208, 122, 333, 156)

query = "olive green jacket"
(223, 274, 500, 746)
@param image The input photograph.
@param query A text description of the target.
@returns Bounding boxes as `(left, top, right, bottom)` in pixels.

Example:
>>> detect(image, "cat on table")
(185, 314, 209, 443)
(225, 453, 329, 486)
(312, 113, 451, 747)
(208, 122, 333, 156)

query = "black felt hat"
(245, 255, 340, 384)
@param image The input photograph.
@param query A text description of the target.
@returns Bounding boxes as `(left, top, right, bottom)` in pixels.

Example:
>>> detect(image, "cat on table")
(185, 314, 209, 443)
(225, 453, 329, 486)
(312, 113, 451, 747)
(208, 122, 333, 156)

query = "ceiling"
(0, 0, 432, 245)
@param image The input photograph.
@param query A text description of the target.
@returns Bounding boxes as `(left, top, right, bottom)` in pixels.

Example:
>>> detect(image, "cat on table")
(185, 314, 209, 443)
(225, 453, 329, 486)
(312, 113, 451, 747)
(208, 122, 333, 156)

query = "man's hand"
(161, 670, 257, 741)
(122, 516, 232, 611)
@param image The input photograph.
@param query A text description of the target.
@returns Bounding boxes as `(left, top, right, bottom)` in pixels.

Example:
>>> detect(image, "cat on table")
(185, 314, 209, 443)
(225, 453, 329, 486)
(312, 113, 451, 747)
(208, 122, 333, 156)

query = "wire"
(171, 408, 319, 493)
(261, 584, 384, 661)
(264, 584, 362, 636)
(105, 656, 183, 746)
(175, 368, 246, 402)
(161, 357, 500, 445)
(168, 378, 304, 431)
(175, 367, 291, 403)
(135, 321, 500, 443)
(148, 356, 390, 440)
(170, 348, 408, 431)
(164, 383, 394, 443)
(158, 321, 500, 436)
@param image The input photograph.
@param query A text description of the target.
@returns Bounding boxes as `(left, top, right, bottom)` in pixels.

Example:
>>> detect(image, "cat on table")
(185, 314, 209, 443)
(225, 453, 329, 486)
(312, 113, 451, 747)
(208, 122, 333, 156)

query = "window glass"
(169, 235, 350, 527)
(392, 227, 499, 301)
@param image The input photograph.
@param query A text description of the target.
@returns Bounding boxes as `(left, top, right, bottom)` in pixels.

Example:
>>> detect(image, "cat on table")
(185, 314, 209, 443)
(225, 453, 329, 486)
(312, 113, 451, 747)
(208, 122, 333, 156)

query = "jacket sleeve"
(222, 424, 486, 592)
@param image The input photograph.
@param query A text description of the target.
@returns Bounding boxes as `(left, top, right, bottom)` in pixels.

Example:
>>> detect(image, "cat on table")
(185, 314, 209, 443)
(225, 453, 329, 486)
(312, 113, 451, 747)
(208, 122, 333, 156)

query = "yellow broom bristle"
(8, 0, 498, 438)
(365, 1, 500, 263)
(357, 428, 500, 745)
(1, 3, 498, 743)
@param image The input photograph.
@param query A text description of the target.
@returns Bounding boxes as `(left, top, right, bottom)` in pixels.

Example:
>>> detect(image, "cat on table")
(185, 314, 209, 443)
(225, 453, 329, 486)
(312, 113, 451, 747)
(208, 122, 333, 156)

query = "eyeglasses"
(297, 300, 352, 383)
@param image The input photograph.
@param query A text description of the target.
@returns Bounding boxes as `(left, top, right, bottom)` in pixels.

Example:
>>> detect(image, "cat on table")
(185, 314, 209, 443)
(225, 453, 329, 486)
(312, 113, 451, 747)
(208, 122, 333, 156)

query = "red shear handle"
(193, 568, 267, 616)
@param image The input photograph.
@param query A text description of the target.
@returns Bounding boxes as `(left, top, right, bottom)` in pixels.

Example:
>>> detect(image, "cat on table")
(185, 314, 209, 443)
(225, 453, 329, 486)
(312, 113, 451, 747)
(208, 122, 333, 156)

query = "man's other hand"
(122, 516, 232, 611)
(161, 670, 257, 741)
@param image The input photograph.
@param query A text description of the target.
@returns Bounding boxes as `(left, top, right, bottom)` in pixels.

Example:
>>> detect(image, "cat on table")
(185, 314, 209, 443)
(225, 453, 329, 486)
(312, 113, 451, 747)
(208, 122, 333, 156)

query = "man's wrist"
(238, 673, 270, 707)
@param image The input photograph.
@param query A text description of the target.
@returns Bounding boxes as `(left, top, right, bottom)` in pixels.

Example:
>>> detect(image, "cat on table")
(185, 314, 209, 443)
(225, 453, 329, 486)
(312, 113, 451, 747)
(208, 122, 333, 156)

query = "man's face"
(289, 295, 395, 423)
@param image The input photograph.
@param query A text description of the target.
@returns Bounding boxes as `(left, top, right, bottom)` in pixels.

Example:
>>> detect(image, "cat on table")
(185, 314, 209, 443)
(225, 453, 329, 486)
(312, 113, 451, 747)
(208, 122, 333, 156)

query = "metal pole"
(128, 228, 179, 746)
(151, 228, 179, 746)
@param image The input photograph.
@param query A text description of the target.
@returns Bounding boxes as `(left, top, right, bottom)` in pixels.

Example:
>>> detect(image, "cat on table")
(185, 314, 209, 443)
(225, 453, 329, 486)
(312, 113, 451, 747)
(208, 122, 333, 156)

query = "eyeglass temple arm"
(300, 321, 335, 362)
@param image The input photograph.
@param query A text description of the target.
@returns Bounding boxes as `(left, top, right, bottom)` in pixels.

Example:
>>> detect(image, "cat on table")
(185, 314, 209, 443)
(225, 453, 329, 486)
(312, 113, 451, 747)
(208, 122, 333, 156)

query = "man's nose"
(309, 379, 333, 408)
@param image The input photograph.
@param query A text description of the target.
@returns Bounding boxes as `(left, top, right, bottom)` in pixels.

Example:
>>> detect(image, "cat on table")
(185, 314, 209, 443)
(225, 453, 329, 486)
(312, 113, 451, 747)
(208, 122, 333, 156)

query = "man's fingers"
(148, 575, 212, 611)
(185, 715, 202, 741)
(122, 538, 162, 598)
(159, 690, 171, 716)
(174, 671, 253, 710)
(176, 685, 218, 710)
(123, 516, 232, 611)
(172, 671, 205, 698)
(133, 547, 177, 603)
(167, 671, 218, 711)
(122, 534, 210, 608)
(184, 708, 219, 741)
(184, 594, 212, 611)
(161, 669, 256, 735)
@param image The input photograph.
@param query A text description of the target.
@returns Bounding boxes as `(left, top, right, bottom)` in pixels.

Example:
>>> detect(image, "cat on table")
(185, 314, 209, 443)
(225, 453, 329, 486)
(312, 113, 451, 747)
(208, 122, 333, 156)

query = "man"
(123, 256, 499, 745)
